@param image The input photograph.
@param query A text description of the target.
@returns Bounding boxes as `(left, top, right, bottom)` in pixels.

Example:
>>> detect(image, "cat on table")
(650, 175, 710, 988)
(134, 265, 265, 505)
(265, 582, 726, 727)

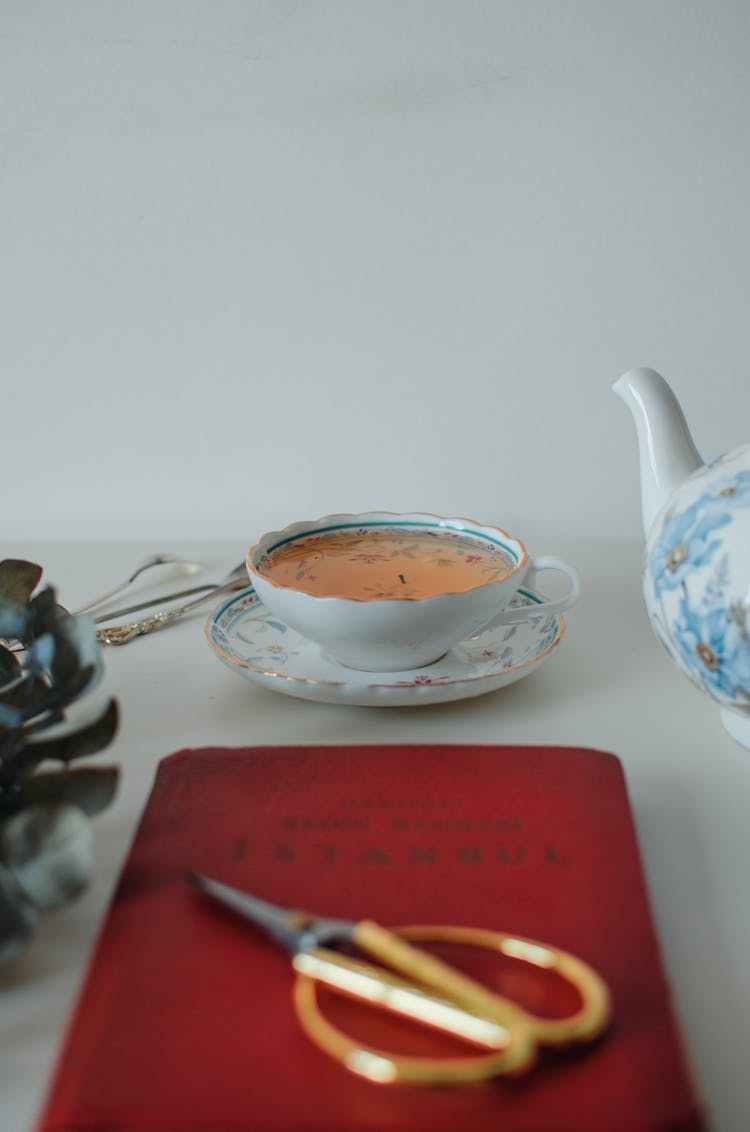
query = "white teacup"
(246, 511, 580, 672)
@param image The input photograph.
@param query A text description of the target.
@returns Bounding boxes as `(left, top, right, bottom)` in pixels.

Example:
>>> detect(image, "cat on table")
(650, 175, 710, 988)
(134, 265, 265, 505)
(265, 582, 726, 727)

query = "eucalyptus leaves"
(0, 559, 119, 964)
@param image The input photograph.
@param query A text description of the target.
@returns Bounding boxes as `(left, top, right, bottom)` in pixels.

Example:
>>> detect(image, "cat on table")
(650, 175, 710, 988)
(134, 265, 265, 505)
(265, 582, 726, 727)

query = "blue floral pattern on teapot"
(645, 467, 750, 707)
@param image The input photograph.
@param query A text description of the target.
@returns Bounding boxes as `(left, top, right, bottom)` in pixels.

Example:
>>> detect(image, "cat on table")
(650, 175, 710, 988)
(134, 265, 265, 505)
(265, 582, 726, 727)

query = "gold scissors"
(191, 873, 612, 1087)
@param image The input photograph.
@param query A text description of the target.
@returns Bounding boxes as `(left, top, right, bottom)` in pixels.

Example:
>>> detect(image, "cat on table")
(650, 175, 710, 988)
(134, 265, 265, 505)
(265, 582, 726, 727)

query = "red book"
(37, 745, 705, 1131)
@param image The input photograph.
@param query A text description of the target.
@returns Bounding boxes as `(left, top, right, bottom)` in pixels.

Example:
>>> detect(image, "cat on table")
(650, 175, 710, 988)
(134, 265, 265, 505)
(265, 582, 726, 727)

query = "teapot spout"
(613, 367, 704, 534)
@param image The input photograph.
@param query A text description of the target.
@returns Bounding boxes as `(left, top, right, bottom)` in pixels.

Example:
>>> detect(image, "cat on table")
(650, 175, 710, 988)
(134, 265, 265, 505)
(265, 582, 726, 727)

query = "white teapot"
(615, 367, 750, 748)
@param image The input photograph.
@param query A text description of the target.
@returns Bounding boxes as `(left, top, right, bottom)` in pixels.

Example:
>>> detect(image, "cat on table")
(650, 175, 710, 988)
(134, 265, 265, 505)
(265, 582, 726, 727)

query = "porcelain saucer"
(205, 586, 565, 707)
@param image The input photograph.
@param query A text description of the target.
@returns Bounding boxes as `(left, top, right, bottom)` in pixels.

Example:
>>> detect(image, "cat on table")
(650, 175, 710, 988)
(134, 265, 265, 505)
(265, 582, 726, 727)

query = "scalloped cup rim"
(246, 510, 529, 603)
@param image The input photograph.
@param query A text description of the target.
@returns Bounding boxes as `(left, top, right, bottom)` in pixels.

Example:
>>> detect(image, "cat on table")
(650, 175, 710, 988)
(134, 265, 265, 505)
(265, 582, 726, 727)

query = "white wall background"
(3, 0, 750, 544)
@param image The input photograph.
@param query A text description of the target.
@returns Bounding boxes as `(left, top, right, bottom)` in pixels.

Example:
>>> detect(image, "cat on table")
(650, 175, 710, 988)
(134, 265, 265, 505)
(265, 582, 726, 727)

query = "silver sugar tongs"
(72, 554, 204, 614)
(95, 564, 248, 646)
(93, 562, 247, 623)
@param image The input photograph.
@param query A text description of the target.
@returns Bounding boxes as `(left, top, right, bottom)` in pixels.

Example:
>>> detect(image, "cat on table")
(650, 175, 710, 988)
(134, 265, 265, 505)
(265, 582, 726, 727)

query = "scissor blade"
(190, 873, 307, 951)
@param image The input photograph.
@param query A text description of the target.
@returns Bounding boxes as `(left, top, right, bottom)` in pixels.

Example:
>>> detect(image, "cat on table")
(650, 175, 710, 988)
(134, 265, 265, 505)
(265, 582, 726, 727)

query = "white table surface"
(3, 538, 749, 1132)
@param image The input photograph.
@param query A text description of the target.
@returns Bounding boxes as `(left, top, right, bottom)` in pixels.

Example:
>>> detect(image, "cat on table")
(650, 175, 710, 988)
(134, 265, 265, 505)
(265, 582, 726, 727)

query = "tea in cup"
(247, 511, 580, 671)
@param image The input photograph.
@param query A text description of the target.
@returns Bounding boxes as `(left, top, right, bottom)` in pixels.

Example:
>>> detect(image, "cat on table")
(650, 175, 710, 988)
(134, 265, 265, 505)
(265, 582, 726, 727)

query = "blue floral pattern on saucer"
(205, 586, 565, 707)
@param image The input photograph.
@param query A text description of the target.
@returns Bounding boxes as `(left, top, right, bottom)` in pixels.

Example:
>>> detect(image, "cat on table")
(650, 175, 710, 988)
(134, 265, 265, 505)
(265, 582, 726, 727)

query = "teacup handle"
(488, 556, 581, 626)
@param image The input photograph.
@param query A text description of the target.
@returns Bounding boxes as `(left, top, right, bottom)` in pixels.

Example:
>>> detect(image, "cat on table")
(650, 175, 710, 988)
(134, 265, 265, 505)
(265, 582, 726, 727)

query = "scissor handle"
(292, 923, 611, 1086)
(294, 976, 530, 1085)
(389, 923, 611, 1046)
